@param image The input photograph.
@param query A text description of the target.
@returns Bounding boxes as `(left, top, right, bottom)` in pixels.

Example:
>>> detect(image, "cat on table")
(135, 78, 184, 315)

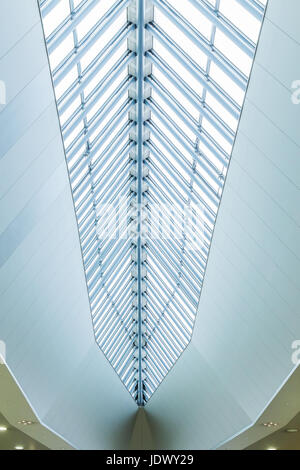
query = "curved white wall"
(0, 0, 299, 450)
(147, 0, 300, 449)
(0, 0, 136, 449)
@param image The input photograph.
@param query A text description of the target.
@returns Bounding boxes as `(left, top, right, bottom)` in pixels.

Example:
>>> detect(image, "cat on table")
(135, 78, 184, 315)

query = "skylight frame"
(39, 0, 267, 405)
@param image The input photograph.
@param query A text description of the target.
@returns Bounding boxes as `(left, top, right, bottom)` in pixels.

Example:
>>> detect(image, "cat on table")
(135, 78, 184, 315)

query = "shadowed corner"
(101, 408, 136, 450)
(129, 407, 157, 450)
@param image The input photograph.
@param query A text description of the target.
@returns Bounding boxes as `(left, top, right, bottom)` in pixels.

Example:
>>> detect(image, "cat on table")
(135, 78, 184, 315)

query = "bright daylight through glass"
(39, 0, 266, 405)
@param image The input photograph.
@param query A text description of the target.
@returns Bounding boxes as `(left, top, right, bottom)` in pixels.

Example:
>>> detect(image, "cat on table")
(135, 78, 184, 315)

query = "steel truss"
(39, 0, 266, 405)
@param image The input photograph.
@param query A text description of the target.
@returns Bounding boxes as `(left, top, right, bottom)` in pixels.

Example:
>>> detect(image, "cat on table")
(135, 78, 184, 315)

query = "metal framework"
(39, 0, 266, 405)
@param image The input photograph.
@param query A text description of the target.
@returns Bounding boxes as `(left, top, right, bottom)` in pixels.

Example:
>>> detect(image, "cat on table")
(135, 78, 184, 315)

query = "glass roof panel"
(39, 0, 267, 405)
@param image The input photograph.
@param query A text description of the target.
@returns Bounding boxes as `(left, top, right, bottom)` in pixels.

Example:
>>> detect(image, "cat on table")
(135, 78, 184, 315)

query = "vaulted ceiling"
(0, 0, 299, 450)
(38, 0, 266, 405)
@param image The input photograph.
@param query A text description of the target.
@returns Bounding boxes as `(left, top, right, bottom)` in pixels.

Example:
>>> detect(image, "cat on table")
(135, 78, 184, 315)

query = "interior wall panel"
(0, 0, 299, 451)
(147, 0, 300, 449)
(0, 0, 136, 450)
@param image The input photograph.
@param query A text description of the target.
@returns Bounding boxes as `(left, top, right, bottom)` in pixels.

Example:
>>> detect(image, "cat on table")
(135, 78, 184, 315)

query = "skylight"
(39, 0, 266, 405)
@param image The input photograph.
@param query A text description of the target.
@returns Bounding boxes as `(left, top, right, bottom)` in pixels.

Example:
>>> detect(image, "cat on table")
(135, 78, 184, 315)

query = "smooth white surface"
(147, 0, 300, 449)
(0, 0, 136, 450)
(0, 0, 299, 450)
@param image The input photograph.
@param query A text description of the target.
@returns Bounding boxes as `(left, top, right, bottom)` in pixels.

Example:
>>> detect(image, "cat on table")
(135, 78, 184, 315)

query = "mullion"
(75, 148, 132, 221)
(147, 22, 240, 120)
(70, 122, 133, 185)
(147, 316, 180, 363)
(144, 353, 164, 384)
(147, 269, 195, 331)
(148, 51, 235, 145)
(94, 277, 134, 330)
(187, 0, 256, 57)
(146, 317, 179, 366)
(147, 133, 219, 208)
(149, 282, 192, 341)
(40, 0, 64, 17)
(54, 19, 132, 87)
(148, 172, 189, 215)
(147, 160, 216, 227)
(102, 322, 133, 361)
(147, 264, 195, 327)
(74, 141, 132, 217)
(97, 291, 133, 341)
(100, 296, 134, 351)
(147, 98, 223, 190)
(67, 102, 132, 169)
(147, 155, 192, 203)
(88, 242, 131, 291)
(146, 238, 200, 298)
(96, 297, 133, 347)
(147, 221, 205, 285)
(68, 0, 90, 192)
(106, 329, 132, 364)
(147, 192, 210, 261)
(78, 180, 131, 243)
(147, 244, 199, 301)
(146, 333, 174, 376)
(146, 303, 189, 356)
(235, 0, 265, 20)
(46, 0, 99, 51)
(146, 301, 187, 352)
(111, 331, 135, 369)
(92, 266, 133, 322)
(146, 288, 190, 347)
(152, 0, 247, 89)
(63, 75, 134, 138)
(66, 97, 132, 159)
(146, 238, 200, 296)
(92, 192, 134, 257)
(146, 191, 211, 255)
(118, 352, 137, 384)
(148, 219, 205, 279)
(47, 1, 131, 60)
(146, 336, 180, 377)
(89, 246, 132, 304)
(78, 182, 129, 245)
(97, 211, 133, 262)
(148, 75, 230, 166)
(111, 336, 135, 372)
(93, 268, 133, 332)
(94, 165, 133, 207)
(86, 237, 128, 283)
(58, 50, 134, 114)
